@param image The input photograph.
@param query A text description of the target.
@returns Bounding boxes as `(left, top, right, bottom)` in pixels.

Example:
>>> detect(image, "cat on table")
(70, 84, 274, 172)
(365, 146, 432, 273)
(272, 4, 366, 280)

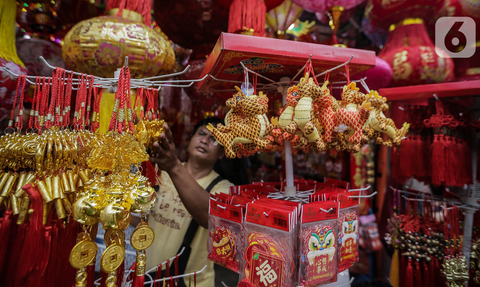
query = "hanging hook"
(348, 191, 377, 198)
(320, 208, 333, 213)
(315, 55, 354, 79)
(239, 61, 276, 83)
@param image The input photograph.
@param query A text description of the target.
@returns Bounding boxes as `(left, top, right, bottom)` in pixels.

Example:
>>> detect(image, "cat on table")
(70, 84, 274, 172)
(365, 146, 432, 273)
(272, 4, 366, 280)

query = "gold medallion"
(69, 239, 98, 269)
(100, 243, 125, 273)
(130, 224, 155, 250)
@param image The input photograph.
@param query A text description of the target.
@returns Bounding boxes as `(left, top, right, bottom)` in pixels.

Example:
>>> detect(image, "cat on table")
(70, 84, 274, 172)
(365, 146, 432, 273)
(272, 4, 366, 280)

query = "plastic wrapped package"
(333, 192, 360, 272)
(238, 203, 298, 287)
(207, 199, 244, 272)
(298, 200, 340, 287)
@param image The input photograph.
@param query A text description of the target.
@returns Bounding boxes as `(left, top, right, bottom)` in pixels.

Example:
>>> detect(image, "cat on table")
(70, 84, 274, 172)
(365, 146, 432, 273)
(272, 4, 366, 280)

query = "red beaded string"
(345, 63, 350, 84)
(54, 68, 66, 127)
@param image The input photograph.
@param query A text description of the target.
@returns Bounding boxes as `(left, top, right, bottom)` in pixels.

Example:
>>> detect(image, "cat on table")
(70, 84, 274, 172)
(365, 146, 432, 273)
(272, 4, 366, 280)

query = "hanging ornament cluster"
(387, 189, 469, 287)
(63, 0, 175, 78)
(0, 64, 162, 286)
(391, 101, 472, 187)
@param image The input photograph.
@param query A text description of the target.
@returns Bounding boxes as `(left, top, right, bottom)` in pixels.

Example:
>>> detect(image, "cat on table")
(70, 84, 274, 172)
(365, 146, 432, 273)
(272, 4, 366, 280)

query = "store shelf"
(379, 80, 480, 101)
(199, 32, 376, 100)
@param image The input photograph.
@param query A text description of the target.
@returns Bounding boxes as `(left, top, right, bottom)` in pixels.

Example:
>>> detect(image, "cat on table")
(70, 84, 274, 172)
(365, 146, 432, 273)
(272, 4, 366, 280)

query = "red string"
(194, 272, 196, 286)
(63, 72, 74, 127)
(345, 63, 350, 84)
(174, 255, 179, 285)
(85, 75, 94, 127)
(253, 73, 257, 95)
(91, 87, 102, 132)
(8, 75, 26, 130)
(29, 77, 40, 130)
(53, 68, 65, 127)
(324, 72, 330, 83)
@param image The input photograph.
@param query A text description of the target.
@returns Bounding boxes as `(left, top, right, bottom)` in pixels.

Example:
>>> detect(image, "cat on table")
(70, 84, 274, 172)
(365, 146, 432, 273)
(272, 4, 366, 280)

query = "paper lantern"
(153, 0, 229, 49)
(352, 57, 392, 90)
(16, 37, 65, 77)
(379, 18, 454, 87)
(62, 15, 173, 78)
(291, 0, 364, 13)
(266, 0, 303, 39)
(217, 0, 284, 36)
(365, 0, 445, 28)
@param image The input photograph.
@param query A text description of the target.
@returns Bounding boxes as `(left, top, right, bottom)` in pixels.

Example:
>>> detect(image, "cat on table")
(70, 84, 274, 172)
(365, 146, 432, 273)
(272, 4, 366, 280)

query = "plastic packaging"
(239, 202, 297, 287)
(298, 200, 340, 287)
(207, 199, 244, 272)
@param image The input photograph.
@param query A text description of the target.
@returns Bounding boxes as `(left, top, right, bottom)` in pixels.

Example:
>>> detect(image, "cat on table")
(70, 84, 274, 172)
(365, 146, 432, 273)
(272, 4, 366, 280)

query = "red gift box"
(198, 33, 376, 100)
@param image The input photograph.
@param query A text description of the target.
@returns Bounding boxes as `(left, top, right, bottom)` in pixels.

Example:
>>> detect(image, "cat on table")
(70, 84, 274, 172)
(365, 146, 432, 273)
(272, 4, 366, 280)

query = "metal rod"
(315, 55, 354, 78)
(140, 65, 192, 80)
(348, 191, 377, 198)
(239, 62, 276, 83)
(145, 265, 208, 285)
(144, 247, 186, 275)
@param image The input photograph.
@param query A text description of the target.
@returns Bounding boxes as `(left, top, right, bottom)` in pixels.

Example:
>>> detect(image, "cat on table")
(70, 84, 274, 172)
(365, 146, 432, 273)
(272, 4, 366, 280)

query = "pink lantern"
(352, 57, 392, 90)
(16, 37, 65, 77)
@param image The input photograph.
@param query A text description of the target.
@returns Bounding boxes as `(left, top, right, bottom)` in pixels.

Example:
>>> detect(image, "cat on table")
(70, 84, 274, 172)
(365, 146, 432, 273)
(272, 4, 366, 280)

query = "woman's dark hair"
(192, 117, 224, 135)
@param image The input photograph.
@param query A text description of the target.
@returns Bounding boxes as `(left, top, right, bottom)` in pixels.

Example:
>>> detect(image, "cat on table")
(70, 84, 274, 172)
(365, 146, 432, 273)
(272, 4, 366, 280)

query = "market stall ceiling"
(199, 33, 376, 100)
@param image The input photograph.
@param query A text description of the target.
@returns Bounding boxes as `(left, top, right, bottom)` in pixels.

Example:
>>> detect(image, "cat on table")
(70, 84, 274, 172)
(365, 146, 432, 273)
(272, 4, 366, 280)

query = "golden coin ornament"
(130, 223, 155, 250)
(69, 239, 98, 269)
(100, 244, 125, 273)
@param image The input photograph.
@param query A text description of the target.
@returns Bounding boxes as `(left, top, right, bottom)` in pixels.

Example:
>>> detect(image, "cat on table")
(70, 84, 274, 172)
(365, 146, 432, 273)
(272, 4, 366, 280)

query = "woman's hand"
(149, 124, 182, 173)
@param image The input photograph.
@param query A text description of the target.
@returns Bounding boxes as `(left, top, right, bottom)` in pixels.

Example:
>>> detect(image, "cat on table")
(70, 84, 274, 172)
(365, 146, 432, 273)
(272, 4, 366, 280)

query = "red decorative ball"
(365, 0, 445, 28)
(153, 0, 229, 49)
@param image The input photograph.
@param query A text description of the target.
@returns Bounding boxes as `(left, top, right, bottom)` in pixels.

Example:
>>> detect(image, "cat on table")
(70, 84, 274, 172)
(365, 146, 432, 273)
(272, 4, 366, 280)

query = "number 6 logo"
(435, 17, 476, 58)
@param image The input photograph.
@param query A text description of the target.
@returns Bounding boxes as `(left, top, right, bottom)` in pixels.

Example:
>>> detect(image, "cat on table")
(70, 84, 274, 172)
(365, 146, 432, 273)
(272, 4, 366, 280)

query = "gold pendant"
(100, 243, 125, 273)
(130, 222, 155, 250)
(69, 237, 98, 269)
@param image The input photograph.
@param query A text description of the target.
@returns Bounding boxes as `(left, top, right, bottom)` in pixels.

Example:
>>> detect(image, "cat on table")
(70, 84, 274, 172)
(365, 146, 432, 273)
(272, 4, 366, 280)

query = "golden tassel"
(0, 0, 25, 67)
(390, 248, 400, 287)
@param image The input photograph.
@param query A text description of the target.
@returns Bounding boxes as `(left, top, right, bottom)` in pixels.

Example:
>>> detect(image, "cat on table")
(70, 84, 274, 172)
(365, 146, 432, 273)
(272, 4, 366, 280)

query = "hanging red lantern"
(153, 0, 229, 49)
(379, 18, 455, 87)
(216, 0, 284, 36)
(365, 0, 445, 28)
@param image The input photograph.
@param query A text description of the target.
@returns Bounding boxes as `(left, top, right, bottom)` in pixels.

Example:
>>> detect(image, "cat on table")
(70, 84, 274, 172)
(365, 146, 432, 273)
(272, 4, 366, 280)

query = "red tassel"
(117, 261, 125, 287)
(106, 0, 152, 25)
(423, 260, 430, 287)
(414, 260, 423, 287)
(431, 134, 446, 186)
(400, 255, 406, 287)
(4, 224, 26, 287)
(227, 0, 267, 36)
(14, 184, 44, 287)
(0, 211, 13, 275)
(433, 256, 442, 287)
(429, 257, 435, 287)
(424, 136, 432, 178)
(460, 138, 473, 185)
(405, 259, 414, 287)
(87, 263, 96, 287)
(398, 135, 412, 179)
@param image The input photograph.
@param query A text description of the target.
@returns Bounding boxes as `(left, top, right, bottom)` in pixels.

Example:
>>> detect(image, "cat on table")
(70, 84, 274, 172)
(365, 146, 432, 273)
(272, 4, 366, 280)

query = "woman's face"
(187, 125, 224, 164)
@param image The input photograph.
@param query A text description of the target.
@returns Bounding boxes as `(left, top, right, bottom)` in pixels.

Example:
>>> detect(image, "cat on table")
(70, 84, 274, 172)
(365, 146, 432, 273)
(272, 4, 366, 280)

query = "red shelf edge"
(379, 80, 480, 101)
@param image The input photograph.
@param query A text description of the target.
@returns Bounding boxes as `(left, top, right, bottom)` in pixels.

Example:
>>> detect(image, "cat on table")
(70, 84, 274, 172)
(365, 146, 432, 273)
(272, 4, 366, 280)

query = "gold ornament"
(100, 243, 125, 273)
(130, 222, 155, 250)
(69, 236, 98, 269)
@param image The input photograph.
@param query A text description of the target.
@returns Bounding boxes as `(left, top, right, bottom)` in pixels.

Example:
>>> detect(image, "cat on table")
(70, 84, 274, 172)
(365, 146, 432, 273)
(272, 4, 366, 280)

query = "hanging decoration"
(379, 18, 454, 87)
(216, 0, 285, 36)
(0, 0, 27, 123)
(62, 0, 174, 78)
(265, 0, 304, 39)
